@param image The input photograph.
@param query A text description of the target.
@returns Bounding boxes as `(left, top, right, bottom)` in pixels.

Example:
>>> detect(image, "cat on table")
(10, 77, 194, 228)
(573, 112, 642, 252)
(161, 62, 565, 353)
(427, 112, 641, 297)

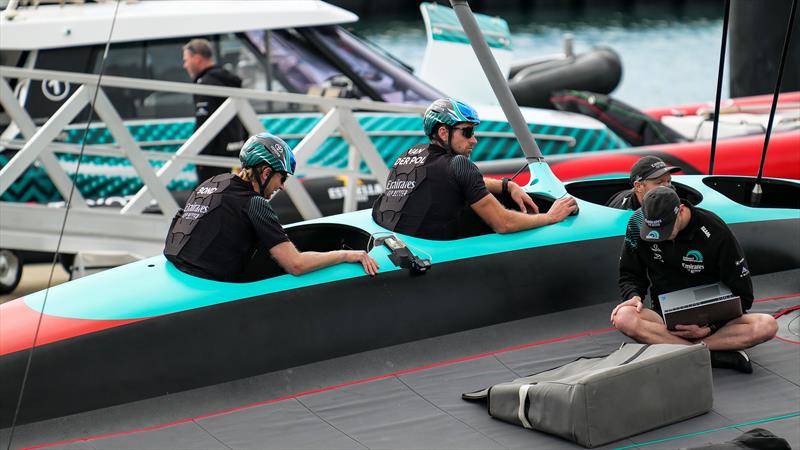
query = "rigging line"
(4, 1, 123, 448)
(707, 0, 731, 176)
(509, 161, 528, 182)
(752, 0, 798, 206)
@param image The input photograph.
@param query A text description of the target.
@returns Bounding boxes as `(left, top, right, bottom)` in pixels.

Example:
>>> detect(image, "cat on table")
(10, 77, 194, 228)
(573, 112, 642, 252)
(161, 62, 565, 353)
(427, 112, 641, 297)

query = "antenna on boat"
(5, 2, 123, 447)
(751, 0, 797, 207)
(707, 0, 731, 176)
(449, 0, 570, 201)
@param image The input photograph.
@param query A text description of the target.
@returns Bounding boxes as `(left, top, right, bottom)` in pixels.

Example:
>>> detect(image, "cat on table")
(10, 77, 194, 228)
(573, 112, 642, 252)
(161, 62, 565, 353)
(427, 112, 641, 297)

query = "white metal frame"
(0, 66, 423, 256)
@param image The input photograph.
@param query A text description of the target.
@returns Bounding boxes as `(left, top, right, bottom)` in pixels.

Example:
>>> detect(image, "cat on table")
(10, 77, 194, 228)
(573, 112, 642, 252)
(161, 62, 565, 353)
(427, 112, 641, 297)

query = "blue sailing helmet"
(423, 98, 481, 138)
(239, 132, 296, 175)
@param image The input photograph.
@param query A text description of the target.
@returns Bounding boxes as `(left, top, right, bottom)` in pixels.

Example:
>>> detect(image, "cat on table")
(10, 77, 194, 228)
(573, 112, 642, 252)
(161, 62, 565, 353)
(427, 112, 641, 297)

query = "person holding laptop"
(610, 187, 777, 373)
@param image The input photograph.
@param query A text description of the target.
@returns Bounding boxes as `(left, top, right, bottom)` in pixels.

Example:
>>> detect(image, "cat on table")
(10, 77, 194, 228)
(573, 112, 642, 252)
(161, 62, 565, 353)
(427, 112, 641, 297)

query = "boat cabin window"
(240, 224, 373, 282)
(565, 178, 703, 207)
(703, 176, 800, 209)
(306, 26, 442, 105)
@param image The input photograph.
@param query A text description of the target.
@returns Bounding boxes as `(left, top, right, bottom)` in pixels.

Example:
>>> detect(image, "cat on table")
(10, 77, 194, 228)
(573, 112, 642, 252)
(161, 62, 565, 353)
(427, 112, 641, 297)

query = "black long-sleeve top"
(618, 202, 754, 313)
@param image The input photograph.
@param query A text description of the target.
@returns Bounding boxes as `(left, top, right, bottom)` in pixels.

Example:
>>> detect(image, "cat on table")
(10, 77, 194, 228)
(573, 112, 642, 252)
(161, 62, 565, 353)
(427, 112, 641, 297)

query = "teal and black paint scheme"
(0, 113, 628, 204)
(1, 173, 797, 425)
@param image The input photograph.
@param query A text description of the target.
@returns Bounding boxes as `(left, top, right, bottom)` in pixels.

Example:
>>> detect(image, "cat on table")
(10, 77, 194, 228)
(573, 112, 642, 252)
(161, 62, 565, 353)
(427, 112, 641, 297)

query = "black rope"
(4, 1, 122, 448)
(708, 0, 731, 175)
(752, 0, 798, 206)
(510, 161, 528, 182)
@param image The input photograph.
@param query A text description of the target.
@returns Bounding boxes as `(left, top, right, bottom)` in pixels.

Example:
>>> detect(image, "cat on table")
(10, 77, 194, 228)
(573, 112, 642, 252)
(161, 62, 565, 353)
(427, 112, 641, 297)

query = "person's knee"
(753, 314, 778, 343)
(613, 306, 641, 336)
(750, 314, 778, 344)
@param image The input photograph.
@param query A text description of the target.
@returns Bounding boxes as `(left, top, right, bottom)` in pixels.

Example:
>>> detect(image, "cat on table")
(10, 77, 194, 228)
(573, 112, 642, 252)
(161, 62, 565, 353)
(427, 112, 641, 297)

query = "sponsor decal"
(700, 226, 711, 238)
(184, 203, 209, 214)
(653, 253, 663, 261)
(681, 250, 705, 273)
(408, 147, 425, 155)
(393, 155, 427, 166)
(651, 161, 666, 169)
(650, 244, 662, 253)
(269, 143, 285, 157)
(735, 257, 750, 278)
(386, 180, 416, 190)
(646, 230, 660, 240)
(644, 218, 663, 227)
(327, 183, 384, 201)
(683, 250, 703, 263)
(197, 187, 218, 195)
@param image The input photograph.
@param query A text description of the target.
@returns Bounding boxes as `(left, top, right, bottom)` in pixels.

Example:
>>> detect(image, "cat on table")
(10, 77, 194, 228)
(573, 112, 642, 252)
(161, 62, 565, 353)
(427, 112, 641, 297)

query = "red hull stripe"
(0, 299, 146, 356)
(23, 293, 798, 450)
(645, 92, 800, 120)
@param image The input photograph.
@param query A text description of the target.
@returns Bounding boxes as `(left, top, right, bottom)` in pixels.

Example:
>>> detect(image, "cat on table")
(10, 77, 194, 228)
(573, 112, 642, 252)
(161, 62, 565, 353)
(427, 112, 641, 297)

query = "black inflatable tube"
(510, 47, 623, 109)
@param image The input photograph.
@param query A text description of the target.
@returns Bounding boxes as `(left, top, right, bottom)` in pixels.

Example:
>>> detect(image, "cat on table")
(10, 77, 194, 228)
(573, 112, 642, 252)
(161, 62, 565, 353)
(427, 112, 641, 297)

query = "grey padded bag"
(463, 343, 712, 448)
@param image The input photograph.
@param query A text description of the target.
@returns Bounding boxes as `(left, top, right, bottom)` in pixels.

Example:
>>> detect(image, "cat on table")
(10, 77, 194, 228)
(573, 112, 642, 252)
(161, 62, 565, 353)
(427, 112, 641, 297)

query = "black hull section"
(1, 219, 798, 425)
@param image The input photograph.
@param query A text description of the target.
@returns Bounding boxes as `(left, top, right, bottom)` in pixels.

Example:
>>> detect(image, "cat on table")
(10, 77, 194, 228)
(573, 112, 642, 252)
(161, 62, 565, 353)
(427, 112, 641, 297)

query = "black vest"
(372, 144, 467, 240)
(164, 173, 259, 281)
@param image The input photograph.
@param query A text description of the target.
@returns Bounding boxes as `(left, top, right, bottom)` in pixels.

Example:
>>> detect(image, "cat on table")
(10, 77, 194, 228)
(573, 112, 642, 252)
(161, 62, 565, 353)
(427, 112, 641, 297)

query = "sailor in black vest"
(165, 133, 378, 281)
(373, 98, 577, 240)
(606, 156, 681, 210)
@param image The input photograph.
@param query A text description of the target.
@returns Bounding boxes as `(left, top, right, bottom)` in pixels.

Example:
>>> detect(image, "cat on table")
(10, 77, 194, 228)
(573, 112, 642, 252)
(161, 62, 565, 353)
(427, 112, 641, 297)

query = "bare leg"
(703, 313, 778, 351)
(613, 306, 693, 345)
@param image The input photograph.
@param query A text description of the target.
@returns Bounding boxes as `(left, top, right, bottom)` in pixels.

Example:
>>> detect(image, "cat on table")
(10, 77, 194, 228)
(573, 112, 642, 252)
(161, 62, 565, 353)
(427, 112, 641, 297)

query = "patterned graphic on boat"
(0, 114, 628, 203)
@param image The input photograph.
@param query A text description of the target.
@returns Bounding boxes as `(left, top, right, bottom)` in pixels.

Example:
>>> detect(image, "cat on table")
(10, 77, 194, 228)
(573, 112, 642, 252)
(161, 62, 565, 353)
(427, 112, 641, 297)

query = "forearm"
(500, 209, 552, 233)
(483, 177, 502, 195)
(286, 251, 347, 276)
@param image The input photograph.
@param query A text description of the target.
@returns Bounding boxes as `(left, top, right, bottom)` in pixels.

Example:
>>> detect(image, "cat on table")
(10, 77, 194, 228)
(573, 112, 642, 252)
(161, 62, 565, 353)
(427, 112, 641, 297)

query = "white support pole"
(92, 89, 180, 215)
(343, 144, 360, 213)
(337, 108, 389, 184)
(0, 78, 88, 208)
(0, 85, 90, 196)
(121, 97, 239, 214)
(234, 98, 267, 135)
(274, 107, 341, 220)
(291, 108, 340, 166)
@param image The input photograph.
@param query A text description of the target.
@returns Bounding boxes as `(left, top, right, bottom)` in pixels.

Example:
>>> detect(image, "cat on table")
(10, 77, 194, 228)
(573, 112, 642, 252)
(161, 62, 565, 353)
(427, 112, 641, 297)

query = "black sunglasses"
(454, 126, 475, 139)
(279, 172, 288, 184)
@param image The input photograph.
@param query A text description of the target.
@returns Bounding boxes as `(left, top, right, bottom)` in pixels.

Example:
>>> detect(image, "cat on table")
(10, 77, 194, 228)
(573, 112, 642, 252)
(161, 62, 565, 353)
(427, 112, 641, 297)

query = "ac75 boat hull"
(1, 175, 798, 425)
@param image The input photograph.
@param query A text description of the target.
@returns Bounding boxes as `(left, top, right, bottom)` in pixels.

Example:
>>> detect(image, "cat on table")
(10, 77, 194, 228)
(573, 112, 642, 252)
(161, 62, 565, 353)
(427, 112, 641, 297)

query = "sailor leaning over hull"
(373, 98, 577, 240)
(165, 133, 379, 282)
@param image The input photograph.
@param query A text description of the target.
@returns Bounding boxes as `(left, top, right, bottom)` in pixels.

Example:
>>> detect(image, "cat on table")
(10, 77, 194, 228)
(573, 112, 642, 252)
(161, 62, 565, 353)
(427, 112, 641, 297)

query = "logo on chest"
(681, 249, 705, 273)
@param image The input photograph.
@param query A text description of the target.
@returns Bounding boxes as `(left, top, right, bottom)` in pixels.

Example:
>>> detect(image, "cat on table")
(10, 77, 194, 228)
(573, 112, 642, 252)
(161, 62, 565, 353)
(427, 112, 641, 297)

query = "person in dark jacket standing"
(165, 133, 378, 282)
(610, 186, 777, 372)
(182, 38, 247, 184)
(372, 98, 576, 240)
(606, 155, 680, 210)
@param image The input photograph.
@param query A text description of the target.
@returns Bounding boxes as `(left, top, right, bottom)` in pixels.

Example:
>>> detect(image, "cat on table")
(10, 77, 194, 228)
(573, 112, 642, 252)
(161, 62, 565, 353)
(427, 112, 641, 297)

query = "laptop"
(659, 283, 743, 330)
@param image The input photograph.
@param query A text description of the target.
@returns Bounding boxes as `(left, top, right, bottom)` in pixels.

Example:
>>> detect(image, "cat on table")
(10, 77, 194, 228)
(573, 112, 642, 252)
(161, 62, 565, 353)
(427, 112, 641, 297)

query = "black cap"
(630, 156, 680, 185)
(640, 186, 681, 242)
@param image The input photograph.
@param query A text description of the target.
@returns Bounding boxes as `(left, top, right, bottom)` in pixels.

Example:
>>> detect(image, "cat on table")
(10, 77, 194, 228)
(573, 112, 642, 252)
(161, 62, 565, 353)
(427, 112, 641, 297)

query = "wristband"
(501, 177, 510, 196)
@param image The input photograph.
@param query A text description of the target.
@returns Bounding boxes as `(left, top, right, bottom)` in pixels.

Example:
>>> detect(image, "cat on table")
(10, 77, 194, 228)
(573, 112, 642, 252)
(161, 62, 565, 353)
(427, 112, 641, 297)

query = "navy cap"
(640, 186, 681, 242)
(630, 156, 680, 185)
